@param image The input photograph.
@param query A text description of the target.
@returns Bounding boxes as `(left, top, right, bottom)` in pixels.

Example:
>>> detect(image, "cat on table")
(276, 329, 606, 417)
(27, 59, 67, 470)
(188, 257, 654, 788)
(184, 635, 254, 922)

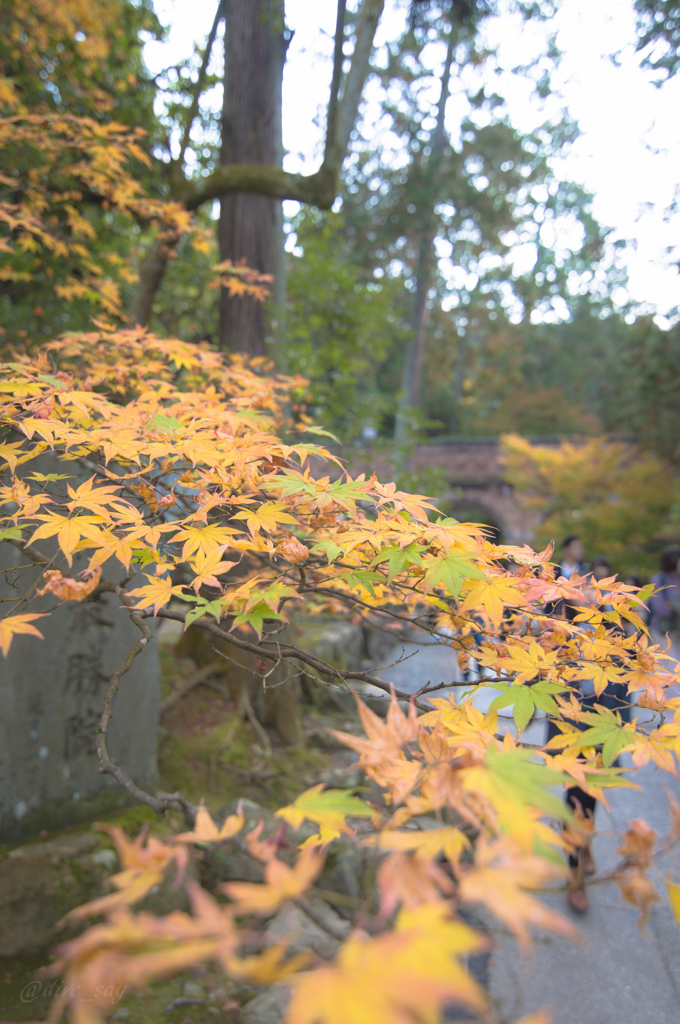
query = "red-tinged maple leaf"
(637, 690, 667, 713)
(287, 903, 488, 1024)
(371, 479, 440, 522)
(36, 566, 101, 601)
(630, 731, 678, 775)
(377, 851, 454, 916)
(48, 902, 224, 1024)
(173, 805, 244, 845)
(497, 541, 554, 566)
(221, 847, 325, 915)
(243, 821, 284, 863)
(0, 612, 46, 656)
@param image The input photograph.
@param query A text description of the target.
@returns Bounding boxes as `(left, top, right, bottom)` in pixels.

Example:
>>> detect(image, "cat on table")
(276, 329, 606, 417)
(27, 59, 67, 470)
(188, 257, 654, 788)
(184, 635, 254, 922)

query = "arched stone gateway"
(346, 438, 538, 545)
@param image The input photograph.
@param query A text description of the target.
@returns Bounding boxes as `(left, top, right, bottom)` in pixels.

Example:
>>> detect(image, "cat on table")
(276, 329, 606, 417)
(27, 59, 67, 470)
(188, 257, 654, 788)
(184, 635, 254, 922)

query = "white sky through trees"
(145, 0, 680, 323)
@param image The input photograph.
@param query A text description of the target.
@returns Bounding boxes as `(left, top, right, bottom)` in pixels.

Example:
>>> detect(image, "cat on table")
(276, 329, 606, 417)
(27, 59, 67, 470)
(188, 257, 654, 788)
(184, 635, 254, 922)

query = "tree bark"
(127, 0, 385, 332)
(218, 0, 285, 356)
(395, 16, 456, 437)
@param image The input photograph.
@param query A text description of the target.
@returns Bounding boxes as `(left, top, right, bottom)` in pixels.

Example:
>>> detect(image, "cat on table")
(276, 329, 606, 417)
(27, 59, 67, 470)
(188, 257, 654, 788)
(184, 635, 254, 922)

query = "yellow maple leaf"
(187, 547, 238, 593)
(233, 500, 297, 536)
(458, 837, 577, 948)
(221, 847, 325, 915)
(287, 903, 487, 1024)
(173, 805, 244, 845)
(169, 523, 236, 562)
(0, 612, 46, 657)
(127, 574, 184, 616)
(460, 576, 526, 630)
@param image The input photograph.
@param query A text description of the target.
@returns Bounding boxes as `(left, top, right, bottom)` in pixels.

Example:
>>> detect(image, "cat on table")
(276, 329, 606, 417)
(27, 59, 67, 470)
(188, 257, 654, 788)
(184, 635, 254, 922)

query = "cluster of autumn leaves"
(1, 331, 680, 1023)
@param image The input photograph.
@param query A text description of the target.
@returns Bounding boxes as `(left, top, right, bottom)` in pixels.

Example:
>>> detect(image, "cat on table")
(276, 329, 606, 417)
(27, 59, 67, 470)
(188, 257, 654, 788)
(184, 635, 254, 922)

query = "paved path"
(376, 639, 680, 1024)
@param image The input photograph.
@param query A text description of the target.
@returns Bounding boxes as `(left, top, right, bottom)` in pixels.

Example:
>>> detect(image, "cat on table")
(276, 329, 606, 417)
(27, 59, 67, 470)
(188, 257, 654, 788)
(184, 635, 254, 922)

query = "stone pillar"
(0, 543, 160, 844)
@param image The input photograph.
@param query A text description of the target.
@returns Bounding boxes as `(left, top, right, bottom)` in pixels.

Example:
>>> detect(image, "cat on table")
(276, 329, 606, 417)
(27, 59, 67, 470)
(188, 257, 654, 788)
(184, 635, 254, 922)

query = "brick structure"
(344, 439, 542, 544)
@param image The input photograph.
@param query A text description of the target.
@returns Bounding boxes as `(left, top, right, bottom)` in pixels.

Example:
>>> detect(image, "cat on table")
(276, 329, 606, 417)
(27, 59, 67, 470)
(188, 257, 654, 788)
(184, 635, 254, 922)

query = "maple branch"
(6, 535, 51, 565)
(96, 590, 197, 825)
(152, 606, 435, 709)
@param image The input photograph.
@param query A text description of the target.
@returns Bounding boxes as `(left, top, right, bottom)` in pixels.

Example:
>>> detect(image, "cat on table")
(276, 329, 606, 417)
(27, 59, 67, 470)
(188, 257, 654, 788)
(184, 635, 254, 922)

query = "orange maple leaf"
(36, 566, 102, 601)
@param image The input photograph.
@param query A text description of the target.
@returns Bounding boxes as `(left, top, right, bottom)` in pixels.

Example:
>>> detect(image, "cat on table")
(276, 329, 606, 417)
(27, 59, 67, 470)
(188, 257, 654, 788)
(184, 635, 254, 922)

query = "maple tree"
(501, 433, 676, 577)
(0, 330, 679, 1023)
(2, 4, 680, 1019)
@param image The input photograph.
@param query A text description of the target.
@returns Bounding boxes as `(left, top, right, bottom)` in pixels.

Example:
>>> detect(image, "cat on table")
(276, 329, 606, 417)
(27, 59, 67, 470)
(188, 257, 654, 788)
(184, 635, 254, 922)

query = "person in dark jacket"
(547, 597, 628, 913)
(559, 535, 588, 580)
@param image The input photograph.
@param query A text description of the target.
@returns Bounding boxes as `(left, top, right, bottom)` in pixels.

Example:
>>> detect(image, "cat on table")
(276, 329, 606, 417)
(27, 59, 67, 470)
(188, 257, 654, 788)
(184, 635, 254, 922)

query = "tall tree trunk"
(219, 0, 285, 356)
(395, 17, 456, 438)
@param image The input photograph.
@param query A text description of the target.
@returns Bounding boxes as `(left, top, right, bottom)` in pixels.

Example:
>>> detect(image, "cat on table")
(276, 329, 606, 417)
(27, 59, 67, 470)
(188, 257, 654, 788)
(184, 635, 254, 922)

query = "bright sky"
(145, 0, 680, 322)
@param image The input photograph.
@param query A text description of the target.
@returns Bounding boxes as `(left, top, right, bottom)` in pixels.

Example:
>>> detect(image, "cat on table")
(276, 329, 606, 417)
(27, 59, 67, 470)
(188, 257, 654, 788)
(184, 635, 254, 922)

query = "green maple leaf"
(485, 746, 569, 821)
(338, 568, 386, 596)
(423, 552, 486, 598)
(372, 543, 427, 583)
(148, 413, 181, 434)
(231, 602, 284, 638)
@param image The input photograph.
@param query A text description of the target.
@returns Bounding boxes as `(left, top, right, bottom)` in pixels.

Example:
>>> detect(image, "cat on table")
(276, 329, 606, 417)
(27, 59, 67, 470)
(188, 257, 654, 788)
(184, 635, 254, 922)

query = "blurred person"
(649, 546, 680, 698)
(546, 599, 597, 912)
(622, 573, 648, 637)
(591, 556, 613, 583)
(649, 545, 680, 638)
(559, 534, 588, 580)
(547, 595, 633, 911)
(587, 557, 632, 721)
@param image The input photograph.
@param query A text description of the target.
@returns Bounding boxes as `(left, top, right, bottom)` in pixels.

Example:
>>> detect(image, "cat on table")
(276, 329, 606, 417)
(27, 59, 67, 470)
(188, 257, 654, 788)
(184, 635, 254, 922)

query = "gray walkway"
(375, 639, 680, 1024)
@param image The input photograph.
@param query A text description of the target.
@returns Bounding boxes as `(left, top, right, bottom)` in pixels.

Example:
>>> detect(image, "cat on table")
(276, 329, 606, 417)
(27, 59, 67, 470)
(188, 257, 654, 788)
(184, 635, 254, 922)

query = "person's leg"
(565, 785, 597, 912)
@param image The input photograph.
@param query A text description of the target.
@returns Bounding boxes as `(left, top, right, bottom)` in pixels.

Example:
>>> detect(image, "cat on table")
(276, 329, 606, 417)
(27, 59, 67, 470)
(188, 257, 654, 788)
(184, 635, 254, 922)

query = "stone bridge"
(346, 438, 540, 544)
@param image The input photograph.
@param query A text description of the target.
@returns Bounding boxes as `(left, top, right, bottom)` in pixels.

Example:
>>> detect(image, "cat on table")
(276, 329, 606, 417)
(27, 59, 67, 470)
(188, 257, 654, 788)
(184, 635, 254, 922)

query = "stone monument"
(0, 540, 160, 844)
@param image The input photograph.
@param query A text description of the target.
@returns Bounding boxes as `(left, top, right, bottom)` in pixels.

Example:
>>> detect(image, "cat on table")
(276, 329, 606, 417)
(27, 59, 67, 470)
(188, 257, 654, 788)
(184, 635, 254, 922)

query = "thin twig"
(154, 606, 435, 711)
(96, 588, 197, 825)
